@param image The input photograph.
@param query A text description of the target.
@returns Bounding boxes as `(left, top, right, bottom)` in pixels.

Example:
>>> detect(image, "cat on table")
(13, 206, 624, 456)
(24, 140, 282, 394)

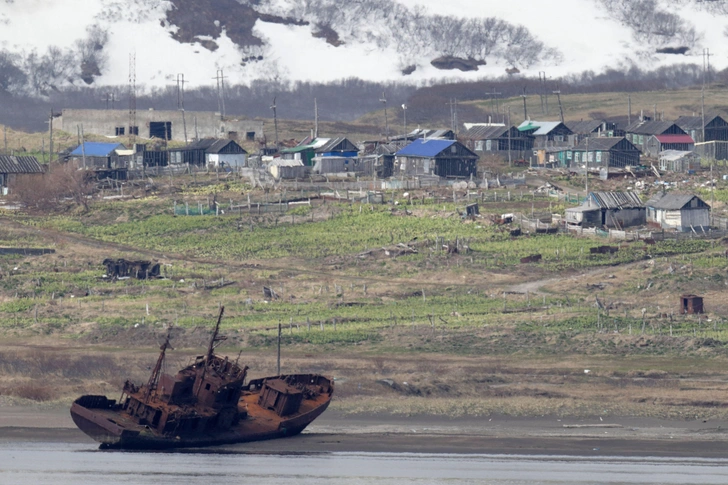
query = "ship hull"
(70, 374, 333, 450)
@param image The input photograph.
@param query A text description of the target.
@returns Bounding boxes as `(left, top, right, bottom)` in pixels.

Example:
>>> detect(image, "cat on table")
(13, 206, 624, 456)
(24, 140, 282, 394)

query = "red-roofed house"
(645, 134, 695, 158)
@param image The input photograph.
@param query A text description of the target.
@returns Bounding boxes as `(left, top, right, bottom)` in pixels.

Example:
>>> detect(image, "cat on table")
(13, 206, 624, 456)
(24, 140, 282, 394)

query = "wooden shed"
(0, 156, 45, 195)
(646, 193, 710, 232)
(565, 191, 645, 229)
(680, 294, 704, 315)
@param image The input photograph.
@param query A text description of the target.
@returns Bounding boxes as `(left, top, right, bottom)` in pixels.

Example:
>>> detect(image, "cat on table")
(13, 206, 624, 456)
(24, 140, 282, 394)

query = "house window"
(639, 135, 644, 145)
(129, 126, 139, 136)
(596, 151, 602, 163)
(115, 127, 125, 136)
(475, 140, 484, 151)
(246, 132, 255, 141)
(567, 151, 572, 160)
(555, 135, 564, 142)
(450, 146, 457, 154)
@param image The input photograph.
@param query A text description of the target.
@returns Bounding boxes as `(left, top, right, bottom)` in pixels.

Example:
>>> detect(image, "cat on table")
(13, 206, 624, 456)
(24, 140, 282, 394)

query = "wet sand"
(2, 407, 728, 457)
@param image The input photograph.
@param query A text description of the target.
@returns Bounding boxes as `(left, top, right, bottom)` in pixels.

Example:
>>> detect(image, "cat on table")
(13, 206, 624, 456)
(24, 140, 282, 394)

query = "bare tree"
(11, 163, 92, 212)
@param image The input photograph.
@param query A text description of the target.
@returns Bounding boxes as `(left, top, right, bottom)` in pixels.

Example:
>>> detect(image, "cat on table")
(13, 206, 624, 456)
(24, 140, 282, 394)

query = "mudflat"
(2, 407, 728, 457)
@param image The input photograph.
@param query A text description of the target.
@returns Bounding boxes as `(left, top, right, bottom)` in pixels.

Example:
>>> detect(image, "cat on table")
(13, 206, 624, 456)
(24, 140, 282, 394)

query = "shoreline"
(2, 408, 728, 457)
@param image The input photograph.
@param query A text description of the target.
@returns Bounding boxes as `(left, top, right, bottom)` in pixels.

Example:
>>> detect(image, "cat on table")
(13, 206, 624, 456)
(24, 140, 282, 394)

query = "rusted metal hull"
(71, 374, 333, 450)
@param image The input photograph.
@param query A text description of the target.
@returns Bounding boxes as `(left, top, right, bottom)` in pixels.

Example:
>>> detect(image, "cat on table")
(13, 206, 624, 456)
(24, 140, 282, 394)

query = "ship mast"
(144, 327, 174, 403)
(206, 306, 227, 363)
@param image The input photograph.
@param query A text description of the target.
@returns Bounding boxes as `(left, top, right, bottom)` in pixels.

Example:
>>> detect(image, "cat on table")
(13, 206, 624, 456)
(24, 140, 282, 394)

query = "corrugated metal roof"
(0, 156, 44, 174)
(676, 115, 725, 131)
(396, 138, 456, 157)
(517, 121, 566, 136)
(646, 193, 704, 210)
(315, 137, 357, 153)
(588, 191, 643, 209)
(573, 137, 628, 151)
(654, 134, 694, 144)
(268, 159, 304, 167)
(625, 120, 682, 135)
(461, 125, 509, 139)
(206, 139, 247, 154)
(69, 142, 125, 157)
(565, 120, 603, 134)
(658, 150, 698, 161)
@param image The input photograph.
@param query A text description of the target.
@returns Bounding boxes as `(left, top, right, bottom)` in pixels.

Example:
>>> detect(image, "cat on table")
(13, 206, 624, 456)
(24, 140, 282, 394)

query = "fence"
(174, 198, 313, 216)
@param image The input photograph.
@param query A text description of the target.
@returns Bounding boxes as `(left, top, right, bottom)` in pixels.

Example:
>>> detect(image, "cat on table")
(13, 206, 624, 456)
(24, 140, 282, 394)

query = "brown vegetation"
(11, 162, 92, 211)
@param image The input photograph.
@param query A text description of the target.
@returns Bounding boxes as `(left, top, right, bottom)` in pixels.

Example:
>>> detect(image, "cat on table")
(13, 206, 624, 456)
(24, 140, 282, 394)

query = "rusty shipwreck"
(70, 307, 333, 449)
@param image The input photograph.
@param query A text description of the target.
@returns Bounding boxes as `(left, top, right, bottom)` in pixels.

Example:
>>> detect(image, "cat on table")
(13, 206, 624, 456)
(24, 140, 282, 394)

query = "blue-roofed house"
(394, 139, 478, 178)
(69, 142, 129, 171)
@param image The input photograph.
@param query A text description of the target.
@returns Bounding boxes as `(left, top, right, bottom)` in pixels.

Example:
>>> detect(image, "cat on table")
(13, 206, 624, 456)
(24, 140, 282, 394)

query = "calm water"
(1, 442, 728, 484)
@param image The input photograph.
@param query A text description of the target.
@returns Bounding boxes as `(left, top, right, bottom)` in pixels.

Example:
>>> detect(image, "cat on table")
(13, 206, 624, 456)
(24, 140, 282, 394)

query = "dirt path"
(505, 261, 642, 294)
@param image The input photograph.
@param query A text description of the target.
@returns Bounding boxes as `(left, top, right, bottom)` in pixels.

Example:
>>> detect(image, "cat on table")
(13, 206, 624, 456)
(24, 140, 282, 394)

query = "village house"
(460, 125, 534, 158)
(565, 120, 623, 144)
(569, 137, 641, 169)
(168, 138, 247, 168)
(646, 193, 711, 232)
(517, 120, 574, 148)
(565, 191, 645, 229)
(0, 156, 44, 195)
(676, 115, 728, 143)
(658, 150, 701, 173)
(625, 120, 687, 153)
(644, 134, 695, 158)
(395, 139, 478, 178)
(69, 142, 130, 170)
(281, 137, 358, 166)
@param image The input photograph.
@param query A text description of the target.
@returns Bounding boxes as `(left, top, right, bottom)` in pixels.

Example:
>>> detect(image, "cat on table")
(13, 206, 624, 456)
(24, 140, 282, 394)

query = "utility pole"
(521, 88, 529, 121)
(128, 52, 137, 146)
(47, 109, 54, 162)
(3, 125, 7, 155)
(213, 69, 227, 120)
(314, 98, 319, 139)
(380, 92, 389, 140)
(401, 104, 407, 139)
(271, 96, 279, 149)
(628, 94, 632, 126)
(277, 321, 282, 375)
(701, 87, 706, 144)
(585, 136, 589, 197)
(454, 98, 459, 135)
(486, 89, 502, 123)
(177, 73, 188, 144)
(553, 89, 564, 124)
(507, 106, 512, 167)
(653, 104, 657, 121)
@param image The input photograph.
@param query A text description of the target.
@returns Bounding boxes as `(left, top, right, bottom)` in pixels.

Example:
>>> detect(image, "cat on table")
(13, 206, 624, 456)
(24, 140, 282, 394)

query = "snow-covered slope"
(0, 0, 726, 92)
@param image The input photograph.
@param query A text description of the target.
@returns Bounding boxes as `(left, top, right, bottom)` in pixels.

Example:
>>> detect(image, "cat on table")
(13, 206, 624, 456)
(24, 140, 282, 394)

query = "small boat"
(70, 307, 333, 449)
